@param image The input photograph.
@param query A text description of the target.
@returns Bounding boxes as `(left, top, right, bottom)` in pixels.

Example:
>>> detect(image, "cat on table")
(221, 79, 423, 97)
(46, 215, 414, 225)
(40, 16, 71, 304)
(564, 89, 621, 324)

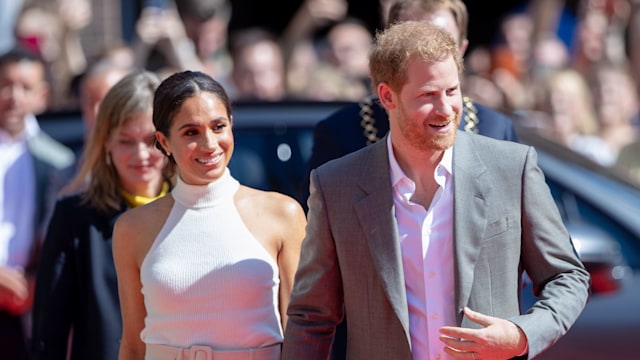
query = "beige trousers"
(145, 343, 281, 360)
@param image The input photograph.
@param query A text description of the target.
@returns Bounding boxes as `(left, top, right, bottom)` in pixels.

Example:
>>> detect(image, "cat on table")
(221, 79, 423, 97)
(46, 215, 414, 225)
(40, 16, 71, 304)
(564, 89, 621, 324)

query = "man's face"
(183, 15, 228, 59)
(0, 61, 48, 137)
(81, 70, 126, 141)
(387, 56, 462, 153)
(232, 41, 285, 101)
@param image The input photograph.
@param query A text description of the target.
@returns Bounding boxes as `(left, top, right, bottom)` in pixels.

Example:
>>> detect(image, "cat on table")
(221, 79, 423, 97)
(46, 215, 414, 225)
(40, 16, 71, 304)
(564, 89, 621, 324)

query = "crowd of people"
(1, 0, 638, 180)
(0, 0, 636, 359)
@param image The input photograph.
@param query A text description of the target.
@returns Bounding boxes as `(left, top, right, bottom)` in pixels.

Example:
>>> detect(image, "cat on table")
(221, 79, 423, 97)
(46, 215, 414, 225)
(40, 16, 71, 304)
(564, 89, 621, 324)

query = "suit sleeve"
(509, 147, 590, 358)
(30, 200, 77, 359)
(283, 169, 344, 360)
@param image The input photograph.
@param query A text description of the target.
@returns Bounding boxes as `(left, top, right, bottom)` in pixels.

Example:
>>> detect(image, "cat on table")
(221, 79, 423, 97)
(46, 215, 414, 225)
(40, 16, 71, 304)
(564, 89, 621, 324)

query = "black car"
(39, 101, 640, 360)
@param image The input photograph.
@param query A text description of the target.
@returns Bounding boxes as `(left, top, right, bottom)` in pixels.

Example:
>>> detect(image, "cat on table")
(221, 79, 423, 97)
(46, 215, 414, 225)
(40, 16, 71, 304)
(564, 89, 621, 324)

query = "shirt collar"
(0, 114, 40, 143)
(24, 114, 40, 138)
(387, 132, 454, 189)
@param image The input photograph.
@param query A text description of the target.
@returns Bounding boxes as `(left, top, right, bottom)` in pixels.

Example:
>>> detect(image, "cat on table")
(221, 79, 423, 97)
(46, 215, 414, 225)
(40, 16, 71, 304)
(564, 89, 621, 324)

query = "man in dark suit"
(0, 47, 75, 359)
(283, 20, 589, 360)
(302, 0, 518, 206)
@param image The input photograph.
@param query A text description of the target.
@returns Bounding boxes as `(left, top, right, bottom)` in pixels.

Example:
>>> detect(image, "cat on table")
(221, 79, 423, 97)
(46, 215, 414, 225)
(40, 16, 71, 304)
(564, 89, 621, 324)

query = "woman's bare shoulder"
(234, 186, 306, 253)
(116, 195, 175, 236)
(235, 185, 304, 219)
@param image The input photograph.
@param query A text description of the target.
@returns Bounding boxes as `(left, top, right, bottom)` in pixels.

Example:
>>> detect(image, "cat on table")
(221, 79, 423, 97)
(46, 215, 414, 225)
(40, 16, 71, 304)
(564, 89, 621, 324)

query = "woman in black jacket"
(30, 71, 174, 360)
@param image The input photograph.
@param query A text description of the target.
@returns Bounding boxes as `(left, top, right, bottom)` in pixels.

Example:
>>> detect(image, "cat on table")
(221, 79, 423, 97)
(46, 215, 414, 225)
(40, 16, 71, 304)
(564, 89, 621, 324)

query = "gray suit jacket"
(282, 132, 590, 360)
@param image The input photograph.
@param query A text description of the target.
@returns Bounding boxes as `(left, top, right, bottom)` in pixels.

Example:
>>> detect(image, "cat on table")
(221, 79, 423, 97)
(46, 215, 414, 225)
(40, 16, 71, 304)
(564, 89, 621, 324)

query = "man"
(303, 2, 520, 357)
(0, 47, 75, 359)
(78, 59, 129, 144)
(229, 27, 287, 101)
(301, 0, 517, 205)
(282, 21, 590, 360)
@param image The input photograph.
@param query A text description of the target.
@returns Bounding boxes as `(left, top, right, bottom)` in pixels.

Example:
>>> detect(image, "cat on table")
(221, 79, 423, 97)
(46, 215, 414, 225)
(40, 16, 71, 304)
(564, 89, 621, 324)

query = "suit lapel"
(452, 132, 493, 324)
(353, 139, 411, 339)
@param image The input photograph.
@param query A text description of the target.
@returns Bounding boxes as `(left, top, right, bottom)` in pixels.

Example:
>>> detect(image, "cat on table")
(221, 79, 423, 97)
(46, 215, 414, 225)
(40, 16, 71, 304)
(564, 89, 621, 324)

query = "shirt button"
(435, 354, 442, 360)
(432, 313, 440, 320)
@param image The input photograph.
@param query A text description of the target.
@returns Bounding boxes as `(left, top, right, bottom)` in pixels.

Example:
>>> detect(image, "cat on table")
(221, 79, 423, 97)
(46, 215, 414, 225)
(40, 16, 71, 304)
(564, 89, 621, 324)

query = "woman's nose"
(202, 130, 217, 149)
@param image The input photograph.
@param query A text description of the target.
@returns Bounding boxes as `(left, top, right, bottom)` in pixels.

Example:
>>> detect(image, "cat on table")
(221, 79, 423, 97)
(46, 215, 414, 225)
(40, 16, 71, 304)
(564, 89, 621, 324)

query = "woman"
(114, 71, 306, 359)
(30, 71, 172, 360)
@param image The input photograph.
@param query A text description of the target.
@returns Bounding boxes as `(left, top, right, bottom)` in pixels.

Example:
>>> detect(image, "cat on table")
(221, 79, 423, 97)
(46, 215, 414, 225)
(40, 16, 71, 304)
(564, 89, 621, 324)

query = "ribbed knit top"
(140, 169, 283, 350)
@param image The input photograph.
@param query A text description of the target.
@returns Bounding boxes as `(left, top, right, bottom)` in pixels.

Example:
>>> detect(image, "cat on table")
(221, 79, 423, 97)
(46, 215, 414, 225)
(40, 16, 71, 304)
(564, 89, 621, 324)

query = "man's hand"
(439, 307, 528, 360)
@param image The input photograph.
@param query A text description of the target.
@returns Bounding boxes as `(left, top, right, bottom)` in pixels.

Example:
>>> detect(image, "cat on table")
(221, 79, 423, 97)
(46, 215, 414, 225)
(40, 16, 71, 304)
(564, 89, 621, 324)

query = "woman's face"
(157, 91, 233, 185)
(105, 110, 166, 196)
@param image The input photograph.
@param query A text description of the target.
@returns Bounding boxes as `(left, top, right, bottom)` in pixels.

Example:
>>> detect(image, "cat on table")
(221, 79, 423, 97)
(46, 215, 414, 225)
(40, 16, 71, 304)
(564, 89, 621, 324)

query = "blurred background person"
(78, 59, 131, 145)
(133, 0, 232, 83)
(280, 0, 371, 101)
(0, 46, 75, 360)
(280, 0, 348, 67)
(461, 45, 508, 111)
(588, 62, 639, 166)
(175, 0, 232, 78)
(320, 18, 372, 98)
(488, 11, 535, 111)
(228, 27, 287, 102)
(30, 71, 172, 360)
(0, 0, 24, 54)
(14, 0, 91, 110)
(572, 0, 631, 78)
(526, 68, 605, 163)
(133, 0, 204, 76)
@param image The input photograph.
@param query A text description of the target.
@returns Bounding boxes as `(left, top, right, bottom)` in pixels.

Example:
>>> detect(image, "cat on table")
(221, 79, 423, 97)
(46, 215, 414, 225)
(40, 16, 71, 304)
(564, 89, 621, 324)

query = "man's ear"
(377, 82, 396, 110)
(459, 38, 469, 57)
(32, 82, 50, 115)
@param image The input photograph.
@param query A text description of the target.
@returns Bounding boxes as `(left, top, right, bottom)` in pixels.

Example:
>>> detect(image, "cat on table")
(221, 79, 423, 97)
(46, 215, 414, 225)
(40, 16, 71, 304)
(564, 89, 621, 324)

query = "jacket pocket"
(484, 216, 510, 239)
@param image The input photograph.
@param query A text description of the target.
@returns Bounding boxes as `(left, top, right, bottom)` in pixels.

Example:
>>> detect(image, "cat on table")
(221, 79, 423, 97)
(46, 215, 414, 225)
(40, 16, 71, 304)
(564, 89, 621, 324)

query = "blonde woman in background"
(31, 71, 172, 360)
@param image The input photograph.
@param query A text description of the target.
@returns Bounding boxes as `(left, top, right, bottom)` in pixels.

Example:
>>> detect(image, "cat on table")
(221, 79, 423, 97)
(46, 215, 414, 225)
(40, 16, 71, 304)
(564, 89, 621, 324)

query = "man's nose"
(434, 96, 454, 117)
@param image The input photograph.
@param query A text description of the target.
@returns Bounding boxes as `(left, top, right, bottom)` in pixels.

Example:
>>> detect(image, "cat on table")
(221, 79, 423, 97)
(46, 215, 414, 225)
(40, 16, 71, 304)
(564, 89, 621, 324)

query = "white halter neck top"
(140, 169, 283, 349)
